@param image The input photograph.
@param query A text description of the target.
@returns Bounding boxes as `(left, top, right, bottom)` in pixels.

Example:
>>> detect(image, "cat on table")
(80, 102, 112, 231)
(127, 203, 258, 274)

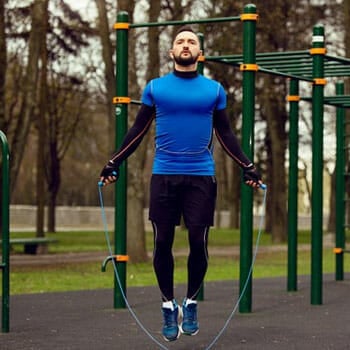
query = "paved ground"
(1, 273, 350, 350)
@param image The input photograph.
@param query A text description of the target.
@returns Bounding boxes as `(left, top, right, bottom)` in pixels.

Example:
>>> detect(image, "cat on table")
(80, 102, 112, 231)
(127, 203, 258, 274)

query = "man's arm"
(100, 104, 155, 185)
(213, 109, 252, 168)
(213, 108, 262, 188)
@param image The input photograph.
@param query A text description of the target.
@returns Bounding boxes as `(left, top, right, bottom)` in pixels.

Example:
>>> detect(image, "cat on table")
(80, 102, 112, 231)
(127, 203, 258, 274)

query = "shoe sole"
(163, 328, 181, 342)
(179, 324, 199, 336)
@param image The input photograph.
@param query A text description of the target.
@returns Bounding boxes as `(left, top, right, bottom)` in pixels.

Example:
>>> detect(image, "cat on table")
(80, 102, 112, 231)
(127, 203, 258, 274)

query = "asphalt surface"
(1, 273, 350, 350)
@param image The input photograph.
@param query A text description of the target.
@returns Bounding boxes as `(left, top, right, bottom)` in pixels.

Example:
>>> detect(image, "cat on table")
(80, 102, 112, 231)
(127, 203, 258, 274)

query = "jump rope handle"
(260, 183, 267, 190)
(98, 170, 118, 187)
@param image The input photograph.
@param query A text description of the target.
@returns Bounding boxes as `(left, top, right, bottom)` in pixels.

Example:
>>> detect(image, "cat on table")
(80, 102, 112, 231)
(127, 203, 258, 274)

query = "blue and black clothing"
(109, 70, 252, 173)
(107, 70, 254, 301)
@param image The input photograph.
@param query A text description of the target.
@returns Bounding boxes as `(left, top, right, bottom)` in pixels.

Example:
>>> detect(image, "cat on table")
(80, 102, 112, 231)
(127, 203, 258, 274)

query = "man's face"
(170, 31, 201, 66)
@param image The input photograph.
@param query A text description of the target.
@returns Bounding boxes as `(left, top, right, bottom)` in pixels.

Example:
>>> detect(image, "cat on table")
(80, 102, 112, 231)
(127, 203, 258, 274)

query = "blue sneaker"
(180, 298, 199, 336)
(161, 300, 180, 342)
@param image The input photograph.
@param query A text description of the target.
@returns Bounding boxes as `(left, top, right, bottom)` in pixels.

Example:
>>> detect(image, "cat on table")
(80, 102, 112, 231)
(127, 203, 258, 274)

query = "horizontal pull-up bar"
(129, 15, 241, 29)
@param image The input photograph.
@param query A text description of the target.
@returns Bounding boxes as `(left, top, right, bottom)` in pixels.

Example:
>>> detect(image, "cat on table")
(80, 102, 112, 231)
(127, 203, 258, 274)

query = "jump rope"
(98, 180, 267, 350)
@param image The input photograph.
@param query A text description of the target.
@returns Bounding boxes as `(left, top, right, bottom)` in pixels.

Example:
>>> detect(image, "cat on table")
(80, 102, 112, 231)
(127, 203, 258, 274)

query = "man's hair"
(173, 25, 198, 42)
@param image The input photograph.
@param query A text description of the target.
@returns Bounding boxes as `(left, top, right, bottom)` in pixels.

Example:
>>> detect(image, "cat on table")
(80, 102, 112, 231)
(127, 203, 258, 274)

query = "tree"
(96, 0, 149, 262)
(125, 0, 162, 262)
(10, 0, 47, 194)
(44, 0, 93, 232)
(0, 0, 6, 132)
(2, 0, 93, 235)
(35, 0, 49, 243)
(345, 0, 350, 229)
(95, 0, 115, 153)
(0, 0, 6, 234)
(45, 71, 88, 232)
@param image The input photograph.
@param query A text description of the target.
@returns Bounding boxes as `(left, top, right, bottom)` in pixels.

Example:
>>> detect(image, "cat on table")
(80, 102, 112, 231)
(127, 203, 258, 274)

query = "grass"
(3, 228, 350, 295)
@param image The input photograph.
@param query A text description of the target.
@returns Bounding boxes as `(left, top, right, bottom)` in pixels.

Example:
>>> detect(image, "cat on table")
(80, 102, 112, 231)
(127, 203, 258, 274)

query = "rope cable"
(98, 183, 267, 349)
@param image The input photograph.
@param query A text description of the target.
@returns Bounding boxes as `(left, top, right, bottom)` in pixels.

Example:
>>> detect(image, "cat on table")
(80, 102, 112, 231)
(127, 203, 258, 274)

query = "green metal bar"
(302, 96, 350, 108)
(197, 32, 205, 302)
(0, 130, 10, 333)
(287, 79, 299, 292)
(324, 54, 350, 64)
(335, 81, 345, 281)
(255, 50, 310, 58)
(130, 16, 241, 28)
(206, 56, 315, 82)
(257, 67, 313, 82)
(239, 3, 257, 314)
(114, 11, 129, 309)
(311, 25, 325, 306)
(206, 50, 350, 81)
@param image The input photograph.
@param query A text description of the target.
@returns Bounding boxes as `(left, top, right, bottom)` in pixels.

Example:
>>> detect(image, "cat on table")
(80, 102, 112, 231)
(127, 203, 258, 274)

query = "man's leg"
(152, 221, 176, 301)
(180, 176, 216, 336)
(152, 221, 181, 341)
(179, 225, 209, 336)
(186, 225, 209, 299)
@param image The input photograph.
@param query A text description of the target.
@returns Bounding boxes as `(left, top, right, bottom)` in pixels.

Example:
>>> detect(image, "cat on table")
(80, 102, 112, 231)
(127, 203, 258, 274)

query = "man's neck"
(173, 69, 198, 78)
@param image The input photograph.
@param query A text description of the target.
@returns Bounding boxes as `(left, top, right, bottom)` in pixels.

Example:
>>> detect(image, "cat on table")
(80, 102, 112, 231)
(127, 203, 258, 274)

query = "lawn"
(3, 229, 350, 295)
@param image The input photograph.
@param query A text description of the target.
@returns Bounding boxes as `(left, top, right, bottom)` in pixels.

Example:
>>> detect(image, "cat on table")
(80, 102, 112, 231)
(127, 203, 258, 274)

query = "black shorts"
(149, 174, 217, 226)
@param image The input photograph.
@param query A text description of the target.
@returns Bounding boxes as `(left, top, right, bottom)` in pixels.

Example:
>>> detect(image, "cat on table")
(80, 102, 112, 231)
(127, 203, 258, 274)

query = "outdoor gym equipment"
(0, 130, 10, 333)
(110, 3, 258, 313)
(107, 3, 350, 312)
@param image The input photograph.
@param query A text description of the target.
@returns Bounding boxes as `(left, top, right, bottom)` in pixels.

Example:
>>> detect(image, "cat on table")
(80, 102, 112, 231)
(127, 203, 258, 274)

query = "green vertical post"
(335, 81, 345, 281)
(287, 79, 299, 292)
(239, 4, 257, 313)
(0, 130, 10, 333)
(310, 25, 325, 305)
(197, 32, 205, 301)
(114, 11, 129, 309)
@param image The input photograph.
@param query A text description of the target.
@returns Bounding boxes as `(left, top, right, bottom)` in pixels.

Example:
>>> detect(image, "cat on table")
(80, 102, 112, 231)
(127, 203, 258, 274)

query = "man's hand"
(243, 164, 262, 189)
(99, 161, 119, 186)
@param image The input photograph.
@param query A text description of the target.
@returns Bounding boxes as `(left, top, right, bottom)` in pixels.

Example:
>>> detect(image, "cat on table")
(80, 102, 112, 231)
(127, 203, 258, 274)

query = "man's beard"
(173, 52, 199, 66)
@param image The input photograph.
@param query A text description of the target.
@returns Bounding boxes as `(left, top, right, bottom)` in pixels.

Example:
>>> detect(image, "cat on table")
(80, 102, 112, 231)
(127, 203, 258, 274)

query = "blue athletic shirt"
(142, 72, 226, 175)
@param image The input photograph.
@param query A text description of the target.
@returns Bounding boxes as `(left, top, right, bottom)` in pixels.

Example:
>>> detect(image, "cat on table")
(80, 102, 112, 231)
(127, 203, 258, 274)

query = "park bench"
(0, 237, 58, 255)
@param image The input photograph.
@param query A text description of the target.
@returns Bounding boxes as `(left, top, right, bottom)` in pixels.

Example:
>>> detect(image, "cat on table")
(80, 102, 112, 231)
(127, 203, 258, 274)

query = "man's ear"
(169, 49, 174, 59)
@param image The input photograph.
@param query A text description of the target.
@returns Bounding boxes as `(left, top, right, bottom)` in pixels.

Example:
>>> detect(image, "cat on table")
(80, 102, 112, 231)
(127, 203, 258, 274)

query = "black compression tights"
(152, 221, 209, 301)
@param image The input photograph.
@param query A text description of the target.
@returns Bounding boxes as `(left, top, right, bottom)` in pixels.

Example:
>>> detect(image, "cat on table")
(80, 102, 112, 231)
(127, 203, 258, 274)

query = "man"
(100, 26, 262, 342)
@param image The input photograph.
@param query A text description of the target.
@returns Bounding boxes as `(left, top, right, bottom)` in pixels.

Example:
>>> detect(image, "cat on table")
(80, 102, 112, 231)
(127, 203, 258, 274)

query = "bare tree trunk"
(10, 0, 47, 192)
(126, 0, 161, 262)
(97, 2, 146, 261)
(47, 139, 60, 232)
(36, 0, 49, 241)
(0, 0, 7, 234)
(215, 146, 226, 228)
(229, 163, 240, 228)
(95, 0, 115, 153)
(264, 130, 272, 233)
(344, 0, 350, 227)
(261, 77, 288, 243)
(327, 169, 336, 233)
(0, 0, 6, 132)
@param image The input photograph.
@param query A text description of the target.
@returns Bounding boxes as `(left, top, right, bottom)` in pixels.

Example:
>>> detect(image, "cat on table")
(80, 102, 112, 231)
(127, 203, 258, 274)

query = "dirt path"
(9, 242, 334, 267)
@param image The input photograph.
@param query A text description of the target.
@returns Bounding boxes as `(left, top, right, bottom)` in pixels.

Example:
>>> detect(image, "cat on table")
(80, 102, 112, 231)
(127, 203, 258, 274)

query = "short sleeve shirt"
(142, 72, 226, 175)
